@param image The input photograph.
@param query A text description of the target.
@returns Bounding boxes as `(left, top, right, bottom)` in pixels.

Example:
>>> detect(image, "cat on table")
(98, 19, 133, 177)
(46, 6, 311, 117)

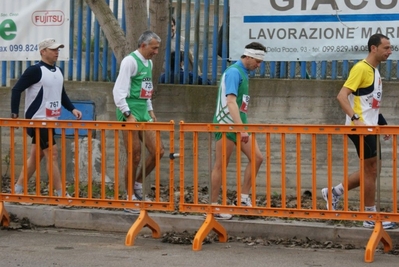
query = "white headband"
(243, 48, 265, 61)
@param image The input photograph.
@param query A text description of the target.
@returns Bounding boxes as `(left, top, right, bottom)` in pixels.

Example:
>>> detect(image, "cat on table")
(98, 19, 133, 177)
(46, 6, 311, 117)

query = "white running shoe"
(321, 188, 341, 210)
(124, 194, 141, 214)
(363, 221, 396, 229)
(57, 192, 73, 209)
(234, 197, 252, 207)
(134, 188, 152, 201)
(203, 207, 232, 220)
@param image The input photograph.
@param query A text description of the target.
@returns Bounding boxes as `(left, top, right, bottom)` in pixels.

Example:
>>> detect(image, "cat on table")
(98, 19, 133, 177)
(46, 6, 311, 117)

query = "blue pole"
(76, 1, 83, 81)
(258, 62, 265, 77)
(85, 6, 92, 81)
(289, 61, 296, 78)
(342, 60, 349, 80)
(321, 60, 327, 79)
(201, 0, 210, 84)
(331, 60, 337, 80)
(101, 0, 110, 82)
(192, 0, 200, 83)
(211, 0, 219, 85)
(93, 19, 100, 81)
(311, 61, 317, 79)
(10, 61, 15, 79)
(68, 0, 75, 80)
(1, 62, 6, 86)
(270, 61, 276, 78)
(183, 0, 191, 84)
(221, 0, 229, 73)
(174, 1, 182, 84)
(165, 0, 173, 83)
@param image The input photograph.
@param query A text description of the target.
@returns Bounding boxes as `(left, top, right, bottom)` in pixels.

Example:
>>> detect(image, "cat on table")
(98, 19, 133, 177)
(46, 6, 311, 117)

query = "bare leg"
(211, 139, 235, 203)
(16, 144, 44, 186)
(240, 136, 263, 194)
(346, 156, 378, 207)
(123, 130, 141, 193)
(135, 130, 165, 183)
(42, 144, 62, 193)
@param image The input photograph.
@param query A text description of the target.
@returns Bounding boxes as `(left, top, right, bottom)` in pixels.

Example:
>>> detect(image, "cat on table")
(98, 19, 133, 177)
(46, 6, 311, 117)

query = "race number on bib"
(140, 78, 153, 99)
(240, 94, 250, 113)
(372, 90, 381, 109)
(45, 100, 61, 117)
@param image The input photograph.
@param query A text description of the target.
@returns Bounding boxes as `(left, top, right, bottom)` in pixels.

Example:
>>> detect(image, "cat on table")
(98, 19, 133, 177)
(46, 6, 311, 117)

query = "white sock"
(134, 182, 142, 190)
(15, 184, 23, 194)
(241, 194, 249, 199)
(365, 206, 376, 212)
(332, 183, 344, 196)
(56, 190, 62, 197)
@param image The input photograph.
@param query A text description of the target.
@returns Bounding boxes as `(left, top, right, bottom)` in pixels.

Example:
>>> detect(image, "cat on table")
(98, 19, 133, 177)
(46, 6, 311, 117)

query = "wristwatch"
(123, 111, 131, 118)
(351, 113, 360, 121)
(11, 113, 18, 119)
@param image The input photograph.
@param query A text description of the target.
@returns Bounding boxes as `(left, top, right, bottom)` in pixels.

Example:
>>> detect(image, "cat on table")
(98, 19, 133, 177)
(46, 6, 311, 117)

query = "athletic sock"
(332, 183, 344, 196)
(134, 182, 143, 190)
(365, 206, 376, 212)
(241, 194, 249, 200)
(15, 184, 23, 194)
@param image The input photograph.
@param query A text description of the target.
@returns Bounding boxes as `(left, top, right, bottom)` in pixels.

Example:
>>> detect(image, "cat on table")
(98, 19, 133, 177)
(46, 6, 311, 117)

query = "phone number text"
(0, 44, 39, 53)
(267, 45, 399, 53)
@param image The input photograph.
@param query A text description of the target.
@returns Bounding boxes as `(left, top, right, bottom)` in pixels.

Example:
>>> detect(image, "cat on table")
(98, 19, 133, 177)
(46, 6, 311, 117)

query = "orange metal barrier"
(178, 122, 399, 263)
(2, 120, 399, 263)
(0, 119, 175, 245)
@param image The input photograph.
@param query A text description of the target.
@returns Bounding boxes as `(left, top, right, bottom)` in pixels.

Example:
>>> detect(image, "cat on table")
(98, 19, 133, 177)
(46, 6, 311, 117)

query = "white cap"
(38, 38, 64, 51)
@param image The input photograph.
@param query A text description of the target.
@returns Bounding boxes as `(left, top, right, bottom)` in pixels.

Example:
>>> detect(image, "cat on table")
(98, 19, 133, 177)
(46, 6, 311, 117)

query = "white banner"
(230, 0, 399, 61)
(0, 0, 70, 61)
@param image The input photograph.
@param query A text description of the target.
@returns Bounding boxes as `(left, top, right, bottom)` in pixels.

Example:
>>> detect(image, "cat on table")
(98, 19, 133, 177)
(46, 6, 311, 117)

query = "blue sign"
(54, 100, 96, 137)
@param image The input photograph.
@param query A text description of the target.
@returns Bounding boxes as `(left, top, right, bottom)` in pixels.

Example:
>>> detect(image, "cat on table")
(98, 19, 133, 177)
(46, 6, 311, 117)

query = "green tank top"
(213, 63, 249, 124)
(115, 53, 153, 122)
(128, 53, 153, 102)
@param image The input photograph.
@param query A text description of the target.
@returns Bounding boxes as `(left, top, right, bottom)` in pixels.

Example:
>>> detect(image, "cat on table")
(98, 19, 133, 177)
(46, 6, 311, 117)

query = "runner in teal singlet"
(209, 42, 267, 220)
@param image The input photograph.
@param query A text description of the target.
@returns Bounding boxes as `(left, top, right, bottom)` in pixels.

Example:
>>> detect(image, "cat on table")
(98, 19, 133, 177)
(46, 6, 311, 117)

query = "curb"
(4, 203, 399, 247)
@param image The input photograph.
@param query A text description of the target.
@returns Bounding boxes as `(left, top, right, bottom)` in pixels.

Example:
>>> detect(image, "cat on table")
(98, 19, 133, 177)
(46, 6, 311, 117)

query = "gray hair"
(138, 30, 161, 47)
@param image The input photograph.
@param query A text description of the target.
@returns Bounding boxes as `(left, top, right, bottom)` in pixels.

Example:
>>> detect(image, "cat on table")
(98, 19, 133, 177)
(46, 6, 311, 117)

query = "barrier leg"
(0, 201, 10, 227)
(192, 213, 228, 251)
(364, 221, 392, 263)
(125, 210, 161, 246)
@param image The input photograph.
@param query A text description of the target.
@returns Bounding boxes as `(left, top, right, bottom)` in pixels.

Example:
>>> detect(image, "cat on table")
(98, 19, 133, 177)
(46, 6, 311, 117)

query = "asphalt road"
(0, 228, 397, 267)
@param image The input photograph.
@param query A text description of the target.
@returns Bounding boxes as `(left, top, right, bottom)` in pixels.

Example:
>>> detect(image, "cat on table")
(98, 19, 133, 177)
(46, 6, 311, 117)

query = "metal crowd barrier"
(178, 122, 399, 263)
(0, 118, 176, 246)
(1, 120, 399, 263)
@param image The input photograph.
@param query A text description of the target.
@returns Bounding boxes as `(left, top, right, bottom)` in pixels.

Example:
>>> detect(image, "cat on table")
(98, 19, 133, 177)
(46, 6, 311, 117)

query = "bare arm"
(226, 94, 249, 143)
(336, 86, 365, 126)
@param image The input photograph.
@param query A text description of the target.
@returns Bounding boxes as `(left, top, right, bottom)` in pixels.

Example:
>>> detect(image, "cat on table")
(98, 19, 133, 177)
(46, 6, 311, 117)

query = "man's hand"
(126, 115, 136, 122)
(353, 119, 366, 126)
(72, 109, 82, 120)
(148, 110, 157, 122)
(240, 132, 249, 143)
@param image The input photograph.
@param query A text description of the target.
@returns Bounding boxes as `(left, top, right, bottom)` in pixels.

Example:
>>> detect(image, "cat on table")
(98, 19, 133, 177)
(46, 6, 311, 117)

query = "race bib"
(240, 94, 250, 113)
(139, 78, 153, 99)
(371, 90, 381, 109)
(45, 100, 61, 117)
